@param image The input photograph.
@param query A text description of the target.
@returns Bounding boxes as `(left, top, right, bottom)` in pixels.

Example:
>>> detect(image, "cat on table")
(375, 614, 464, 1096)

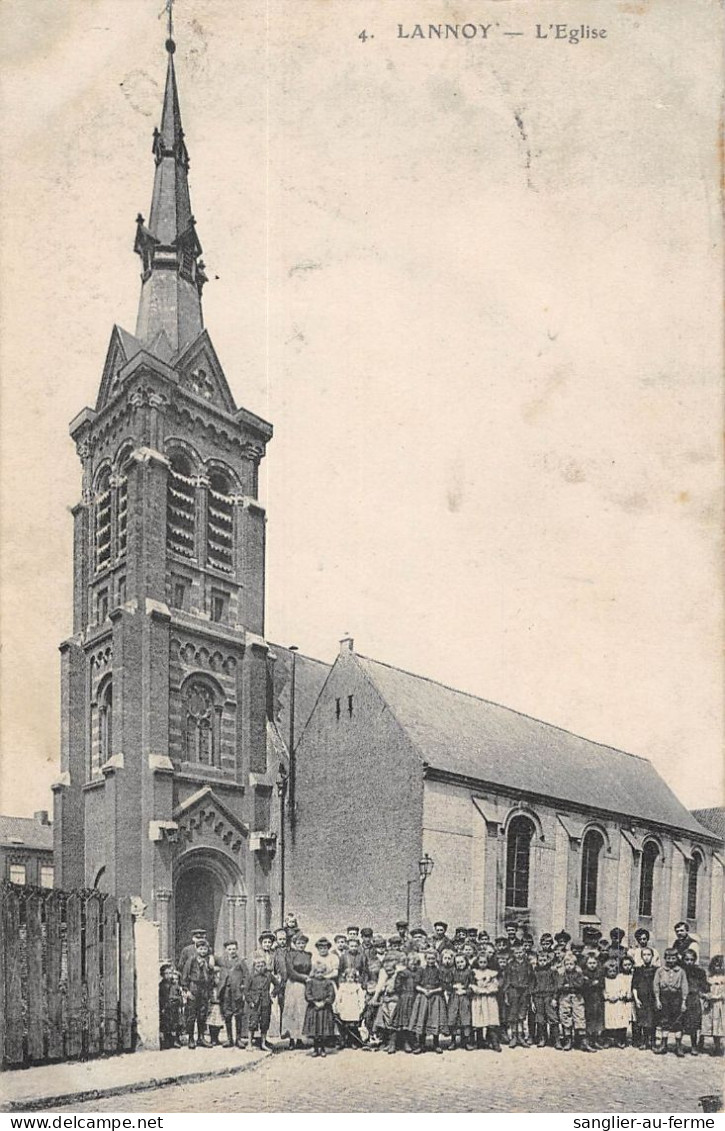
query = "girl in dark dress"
(410, 951, 446, 1053)
(391, 952, 421, 1052)
(303, 961, 337, 1057)
(447, 953, 474, 1050)
(682, 948, 708, 1055)
(581, 954, 605, 1050)
(631, 946, 657, 1050)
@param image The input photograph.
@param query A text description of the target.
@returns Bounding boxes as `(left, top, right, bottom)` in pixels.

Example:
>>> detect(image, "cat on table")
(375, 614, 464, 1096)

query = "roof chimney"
(34, 810, 50, 826)
(339, 635, 354, 653)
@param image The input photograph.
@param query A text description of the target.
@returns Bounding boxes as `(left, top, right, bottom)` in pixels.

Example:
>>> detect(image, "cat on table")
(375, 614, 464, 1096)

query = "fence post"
(46, 892, 64, 1060)
(3, 886, 24, 1065)
(119, 896, 136, 1051)
(66, 892, 83, 1058)
(103, 895, 119, 1052)
(26, 892, 45, 1061)
(86, 893, 102, 1055)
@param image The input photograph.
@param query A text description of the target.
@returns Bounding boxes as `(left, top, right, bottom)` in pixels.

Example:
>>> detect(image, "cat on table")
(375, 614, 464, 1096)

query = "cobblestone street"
(57, 1046, 723, 1114)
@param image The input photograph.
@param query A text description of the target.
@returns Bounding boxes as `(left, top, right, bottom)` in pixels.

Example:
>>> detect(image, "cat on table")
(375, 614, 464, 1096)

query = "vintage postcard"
(0, 0, 722, 1116)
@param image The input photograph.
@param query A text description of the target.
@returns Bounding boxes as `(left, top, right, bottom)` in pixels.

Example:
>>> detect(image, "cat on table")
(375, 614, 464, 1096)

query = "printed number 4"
(359, 29, 369, 42)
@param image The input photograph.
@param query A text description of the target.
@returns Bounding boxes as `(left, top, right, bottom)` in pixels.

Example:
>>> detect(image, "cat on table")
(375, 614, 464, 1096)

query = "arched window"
(505, 815, 535, 909)
(95, 467, 112, 573)
(580, 829, 604, 916)
(183, 680, 220, 767)
(97, 678, 113, 774)
(639, 840, 659, 917)
(687, 852, 702, 921)
(167, 452, 197, 559)
(207, 470, 234, 573)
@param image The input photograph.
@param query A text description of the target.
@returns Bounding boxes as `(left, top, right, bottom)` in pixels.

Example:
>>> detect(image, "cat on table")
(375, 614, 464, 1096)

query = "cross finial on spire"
(162, 0, 175, 53)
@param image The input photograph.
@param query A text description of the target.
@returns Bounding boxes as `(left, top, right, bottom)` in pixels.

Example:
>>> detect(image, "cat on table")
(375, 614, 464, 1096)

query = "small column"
(155, 889, 173, 961)
(483, 824, 502, 938)
(565, 838, 582, 939)
(195, 474, 210, 566)
(147, 392, 166, 451)
(227, 895, 248, 955)
(628, 849, 642, 934)
(255, 895, 271, 939)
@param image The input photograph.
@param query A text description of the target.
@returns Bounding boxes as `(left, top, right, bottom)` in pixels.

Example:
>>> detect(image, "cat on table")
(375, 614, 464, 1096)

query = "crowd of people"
(159, 914, 725, 1059)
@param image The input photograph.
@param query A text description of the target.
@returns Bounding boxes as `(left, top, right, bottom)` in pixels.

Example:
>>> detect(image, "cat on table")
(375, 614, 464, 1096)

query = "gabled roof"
(268, 645, 331, 750)
(173, 786, 249, 837)
(353, 654, 716, 841)
(174, 330, 237, 415)
(0, 815, 53, 851)
(95, 324, 145, 410)
(691, 808, 724, 841)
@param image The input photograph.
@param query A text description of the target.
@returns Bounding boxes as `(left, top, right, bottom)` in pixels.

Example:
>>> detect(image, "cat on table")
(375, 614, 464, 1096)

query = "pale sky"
(0, 0, 722, 817)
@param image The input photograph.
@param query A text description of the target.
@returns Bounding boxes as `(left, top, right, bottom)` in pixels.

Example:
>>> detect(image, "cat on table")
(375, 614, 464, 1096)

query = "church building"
(287, 640, 723, 960)
(53, 32, 295, 962)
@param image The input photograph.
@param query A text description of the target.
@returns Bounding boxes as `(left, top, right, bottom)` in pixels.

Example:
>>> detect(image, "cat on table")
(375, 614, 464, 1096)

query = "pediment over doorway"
(173, 786, 249, 854)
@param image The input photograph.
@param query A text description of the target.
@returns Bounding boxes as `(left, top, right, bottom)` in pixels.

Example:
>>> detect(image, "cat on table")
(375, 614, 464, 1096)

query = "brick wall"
(287, 650, 424, 933)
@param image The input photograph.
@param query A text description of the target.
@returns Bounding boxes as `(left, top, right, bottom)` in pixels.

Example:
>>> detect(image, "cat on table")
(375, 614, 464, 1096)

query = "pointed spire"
(134, 23, 206, 357)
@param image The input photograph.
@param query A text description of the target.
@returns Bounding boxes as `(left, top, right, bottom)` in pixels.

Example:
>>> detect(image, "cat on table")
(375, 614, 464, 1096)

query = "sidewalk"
(1, 1043, 273, 1112)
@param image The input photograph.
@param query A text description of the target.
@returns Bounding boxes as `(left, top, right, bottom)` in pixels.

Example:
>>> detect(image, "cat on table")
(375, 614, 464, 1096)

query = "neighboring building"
(692, 809, 725, 843)
(52, 33, 330, 962)
(0, 811, 54, 888)
(287, 640, 724, 958)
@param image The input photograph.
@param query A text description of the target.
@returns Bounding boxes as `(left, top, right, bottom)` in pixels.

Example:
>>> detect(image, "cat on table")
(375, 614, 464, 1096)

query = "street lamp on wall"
(276, 768, 289, 922)
(406, 854, 435, 921)
(419, 853, 434, 888)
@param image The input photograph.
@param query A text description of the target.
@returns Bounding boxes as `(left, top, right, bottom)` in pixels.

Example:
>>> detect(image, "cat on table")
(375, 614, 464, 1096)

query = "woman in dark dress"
(284, 933, 313, 1049)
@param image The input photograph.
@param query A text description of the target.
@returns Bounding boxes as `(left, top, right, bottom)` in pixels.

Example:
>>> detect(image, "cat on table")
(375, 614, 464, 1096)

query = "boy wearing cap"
(411, 927, 428, 953)
(178, 928, 208, 971)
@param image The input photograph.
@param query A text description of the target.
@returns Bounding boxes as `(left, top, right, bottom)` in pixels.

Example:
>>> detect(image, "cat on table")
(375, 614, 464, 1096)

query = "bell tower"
(54, 25, 278, 960)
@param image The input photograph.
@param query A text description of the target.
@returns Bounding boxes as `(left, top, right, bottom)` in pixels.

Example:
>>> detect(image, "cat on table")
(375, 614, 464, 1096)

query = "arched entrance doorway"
(173, 848, 246, 963)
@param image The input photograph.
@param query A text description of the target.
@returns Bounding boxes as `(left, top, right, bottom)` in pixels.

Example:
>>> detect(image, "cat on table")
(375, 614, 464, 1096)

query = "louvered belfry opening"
(207, 471, 234, 573)
(95, 471, 112, 572)
(166, 453, 196, 559)
(117, 477, 128, 557)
